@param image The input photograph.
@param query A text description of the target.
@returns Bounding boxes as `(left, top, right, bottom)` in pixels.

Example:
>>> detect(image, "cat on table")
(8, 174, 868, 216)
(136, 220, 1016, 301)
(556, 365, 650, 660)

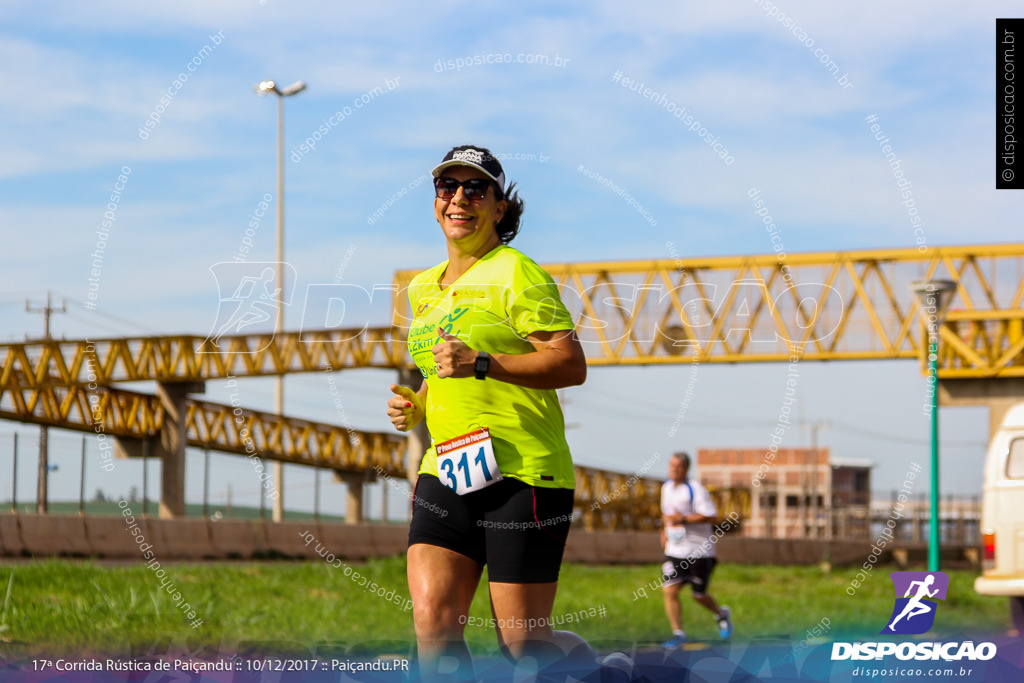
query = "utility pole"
(801, 420, 830, 538)
(26, 292, 67, 514)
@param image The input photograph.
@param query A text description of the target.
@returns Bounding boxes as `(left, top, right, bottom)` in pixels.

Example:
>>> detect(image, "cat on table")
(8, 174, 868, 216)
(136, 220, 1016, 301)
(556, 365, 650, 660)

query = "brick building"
(696, 448, 872, 539)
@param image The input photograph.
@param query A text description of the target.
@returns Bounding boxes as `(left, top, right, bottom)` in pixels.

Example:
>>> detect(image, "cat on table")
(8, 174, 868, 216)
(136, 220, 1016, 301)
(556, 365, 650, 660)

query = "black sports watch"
(474, 351, 490, 380)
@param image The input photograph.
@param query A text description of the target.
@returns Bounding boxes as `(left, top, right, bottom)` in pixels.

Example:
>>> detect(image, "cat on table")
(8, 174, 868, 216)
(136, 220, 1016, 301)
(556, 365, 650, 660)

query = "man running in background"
(660, 451, 732, 647)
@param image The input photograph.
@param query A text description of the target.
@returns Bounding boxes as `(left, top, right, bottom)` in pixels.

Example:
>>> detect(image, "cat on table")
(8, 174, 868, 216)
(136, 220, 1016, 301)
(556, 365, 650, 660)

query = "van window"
(1007, 438, 1024, 479)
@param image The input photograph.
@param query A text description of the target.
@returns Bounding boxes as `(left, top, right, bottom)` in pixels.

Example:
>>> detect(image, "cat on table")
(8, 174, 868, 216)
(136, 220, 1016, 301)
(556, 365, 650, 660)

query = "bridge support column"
(155, 381, 205, 519)
(113, 437, 145, 460)
(939, 378, 1024, 438)
(337, 472, 365, 524)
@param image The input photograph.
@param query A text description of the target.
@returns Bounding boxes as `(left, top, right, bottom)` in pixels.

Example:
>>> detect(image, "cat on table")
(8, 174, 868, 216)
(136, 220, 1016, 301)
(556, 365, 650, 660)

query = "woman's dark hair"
(495, 181, 524, 244)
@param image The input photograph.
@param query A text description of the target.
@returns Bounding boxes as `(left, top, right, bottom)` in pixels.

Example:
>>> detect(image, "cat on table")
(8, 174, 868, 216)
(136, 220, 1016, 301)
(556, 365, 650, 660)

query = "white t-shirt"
(661, 478, 718, 559)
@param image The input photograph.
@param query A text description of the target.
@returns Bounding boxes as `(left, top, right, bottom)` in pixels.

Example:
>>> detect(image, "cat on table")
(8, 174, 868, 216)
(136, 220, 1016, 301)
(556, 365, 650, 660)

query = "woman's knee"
(413, 602, 467, 640)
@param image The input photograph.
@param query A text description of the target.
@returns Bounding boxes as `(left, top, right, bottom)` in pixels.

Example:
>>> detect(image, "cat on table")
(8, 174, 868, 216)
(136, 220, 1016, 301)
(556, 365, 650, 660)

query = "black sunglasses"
(434, 177, 494, 201)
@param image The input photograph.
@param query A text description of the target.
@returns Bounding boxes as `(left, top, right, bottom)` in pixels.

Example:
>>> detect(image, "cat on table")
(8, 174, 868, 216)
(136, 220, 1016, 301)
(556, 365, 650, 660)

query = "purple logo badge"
(882, 571, 949, 634)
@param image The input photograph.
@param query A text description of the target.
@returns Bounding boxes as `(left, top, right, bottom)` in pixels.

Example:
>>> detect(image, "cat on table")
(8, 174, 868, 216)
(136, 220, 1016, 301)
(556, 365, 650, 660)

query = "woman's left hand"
(432, 328, 477, 378)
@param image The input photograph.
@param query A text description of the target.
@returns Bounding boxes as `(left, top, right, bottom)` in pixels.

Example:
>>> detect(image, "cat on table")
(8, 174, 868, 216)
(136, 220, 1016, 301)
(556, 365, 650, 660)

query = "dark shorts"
(408, 474, 575, 584)
(662, 556, 718, 595)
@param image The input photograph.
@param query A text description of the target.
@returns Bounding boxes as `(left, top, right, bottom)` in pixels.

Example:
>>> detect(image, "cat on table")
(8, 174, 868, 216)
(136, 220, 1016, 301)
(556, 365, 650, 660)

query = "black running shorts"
(661, 556, 718, 595)
(408, 474, 575, 583)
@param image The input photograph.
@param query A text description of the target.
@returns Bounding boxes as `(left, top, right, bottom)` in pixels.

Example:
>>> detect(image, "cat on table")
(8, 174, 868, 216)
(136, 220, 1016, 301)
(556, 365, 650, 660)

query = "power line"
(577, 387, 989, 446)
(63, 304, 163, 336)
(829, 420, 986, 448)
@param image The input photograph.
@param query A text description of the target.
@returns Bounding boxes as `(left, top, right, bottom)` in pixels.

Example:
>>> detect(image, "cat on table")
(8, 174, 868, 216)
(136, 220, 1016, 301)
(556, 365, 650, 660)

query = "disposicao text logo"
(832, 570, 997, 663)
(882, 571, 949, 635)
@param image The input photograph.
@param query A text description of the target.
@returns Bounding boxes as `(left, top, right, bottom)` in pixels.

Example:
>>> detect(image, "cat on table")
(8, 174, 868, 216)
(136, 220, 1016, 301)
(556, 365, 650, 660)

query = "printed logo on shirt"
(450, 289, 486, 299)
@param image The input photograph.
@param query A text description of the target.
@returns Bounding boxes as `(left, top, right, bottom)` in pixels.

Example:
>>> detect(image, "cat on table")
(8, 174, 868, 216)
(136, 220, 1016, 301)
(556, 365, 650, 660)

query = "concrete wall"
(0, 515, 409, 561)
(560, 531, 891, 567)
(0, 515, 976, 567)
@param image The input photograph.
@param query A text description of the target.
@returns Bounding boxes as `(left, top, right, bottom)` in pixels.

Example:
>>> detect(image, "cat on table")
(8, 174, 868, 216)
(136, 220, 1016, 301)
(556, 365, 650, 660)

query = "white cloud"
(1, 0, 1016, 501)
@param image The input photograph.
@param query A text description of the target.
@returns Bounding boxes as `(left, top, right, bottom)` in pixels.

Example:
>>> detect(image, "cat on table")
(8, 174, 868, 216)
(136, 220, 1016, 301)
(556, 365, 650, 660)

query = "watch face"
(475, 352, 489, 378)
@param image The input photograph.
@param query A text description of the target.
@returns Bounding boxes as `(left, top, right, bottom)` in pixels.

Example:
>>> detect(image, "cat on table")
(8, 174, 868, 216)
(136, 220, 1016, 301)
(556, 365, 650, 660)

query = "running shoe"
(717, 606, 733, 639)
(661, 633, 688, 648)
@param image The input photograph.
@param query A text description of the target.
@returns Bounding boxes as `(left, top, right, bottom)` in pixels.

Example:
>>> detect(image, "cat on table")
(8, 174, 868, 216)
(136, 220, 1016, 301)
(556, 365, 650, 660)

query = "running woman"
(387, 146, 627, 681)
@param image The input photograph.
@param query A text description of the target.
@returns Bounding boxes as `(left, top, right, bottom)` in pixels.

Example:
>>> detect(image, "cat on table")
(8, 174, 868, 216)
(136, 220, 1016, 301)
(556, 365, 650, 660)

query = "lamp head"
(911, 279, 957, 320)
(256, 80, 279, 95)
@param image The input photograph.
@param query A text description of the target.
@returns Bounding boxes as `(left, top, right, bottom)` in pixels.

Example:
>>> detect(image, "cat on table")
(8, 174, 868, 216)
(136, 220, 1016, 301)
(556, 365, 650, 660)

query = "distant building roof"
(830, 457, 875, 469)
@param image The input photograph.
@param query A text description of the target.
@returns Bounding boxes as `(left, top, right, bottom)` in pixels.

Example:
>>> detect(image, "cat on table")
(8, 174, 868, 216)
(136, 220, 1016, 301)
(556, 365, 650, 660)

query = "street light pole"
(256, 79, 305, 523)
(911, 279, 957, 572)
(926, 332, 940, 569)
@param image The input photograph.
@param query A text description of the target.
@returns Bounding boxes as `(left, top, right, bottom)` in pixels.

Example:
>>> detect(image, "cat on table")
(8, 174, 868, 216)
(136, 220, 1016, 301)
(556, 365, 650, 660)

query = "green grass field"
(0, 559, 1011, 660)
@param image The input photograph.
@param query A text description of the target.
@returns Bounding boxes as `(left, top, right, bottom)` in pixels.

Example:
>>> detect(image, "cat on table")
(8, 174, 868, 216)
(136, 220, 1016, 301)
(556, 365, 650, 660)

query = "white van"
(975, 401, 1024, 632)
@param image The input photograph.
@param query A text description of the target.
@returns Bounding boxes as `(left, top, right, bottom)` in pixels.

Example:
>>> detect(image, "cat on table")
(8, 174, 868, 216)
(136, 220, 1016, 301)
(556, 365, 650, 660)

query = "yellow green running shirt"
(405, 245, 577, 490)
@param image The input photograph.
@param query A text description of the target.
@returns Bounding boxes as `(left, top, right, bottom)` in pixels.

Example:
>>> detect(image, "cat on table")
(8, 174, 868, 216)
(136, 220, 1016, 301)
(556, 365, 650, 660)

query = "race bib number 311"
(435, 428, 502, 495)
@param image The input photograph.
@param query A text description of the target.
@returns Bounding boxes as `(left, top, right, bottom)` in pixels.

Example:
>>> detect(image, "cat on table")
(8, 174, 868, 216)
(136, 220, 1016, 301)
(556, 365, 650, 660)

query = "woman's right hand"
(387, 383, 424, 432)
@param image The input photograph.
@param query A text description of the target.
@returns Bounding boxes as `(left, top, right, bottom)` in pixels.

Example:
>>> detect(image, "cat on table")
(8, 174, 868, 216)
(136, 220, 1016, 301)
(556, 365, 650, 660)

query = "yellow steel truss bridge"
(2, 243, 1021, 526)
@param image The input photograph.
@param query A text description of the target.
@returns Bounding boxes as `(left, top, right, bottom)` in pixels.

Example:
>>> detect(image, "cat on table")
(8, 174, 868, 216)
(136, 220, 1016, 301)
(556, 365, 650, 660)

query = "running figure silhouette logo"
(201, 262, 296, 353)
(881, 571, 949, 635)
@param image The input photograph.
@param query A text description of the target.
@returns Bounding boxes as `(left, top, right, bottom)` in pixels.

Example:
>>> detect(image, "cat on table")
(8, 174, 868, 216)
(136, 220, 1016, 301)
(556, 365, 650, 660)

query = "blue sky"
(1, 1, 1020, 515)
